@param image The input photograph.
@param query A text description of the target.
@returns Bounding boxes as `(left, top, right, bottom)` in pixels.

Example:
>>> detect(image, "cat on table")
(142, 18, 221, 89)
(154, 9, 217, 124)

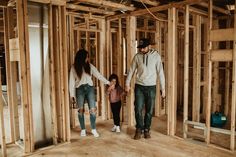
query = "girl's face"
(110, 79, 117, 85)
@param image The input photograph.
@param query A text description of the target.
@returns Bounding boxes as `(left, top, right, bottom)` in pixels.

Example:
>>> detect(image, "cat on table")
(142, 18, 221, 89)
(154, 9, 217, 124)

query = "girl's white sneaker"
(116, 126, 120, 133)
(111, 125, 117, 132)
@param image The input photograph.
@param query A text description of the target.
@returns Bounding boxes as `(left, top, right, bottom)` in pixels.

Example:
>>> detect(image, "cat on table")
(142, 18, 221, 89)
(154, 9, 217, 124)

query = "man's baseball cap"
(137, 38, 150, 48)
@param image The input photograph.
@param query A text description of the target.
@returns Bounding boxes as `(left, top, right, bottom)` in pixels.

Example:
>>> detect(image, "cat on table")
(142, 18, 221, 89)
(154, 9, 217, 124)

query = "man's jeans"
(76, 84, 96, 130)
(134, 84, 156, 130)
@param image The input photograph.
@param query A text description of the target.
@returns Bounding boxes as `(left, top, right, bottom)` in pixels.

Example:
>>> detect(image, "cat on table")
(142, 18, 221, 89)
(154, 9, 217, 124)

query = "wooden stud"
(224, 18, 231, 116)
(3, 6, 20, 143)
(61, 5, 70, 142)
(183, 5, 189, 139)
(192, 15, 201, 122)
(126, 16, 136, 126)
(0, 64, 7, 157)
(230, 0, 236, 151)
(99, 18, 106, 121)
(167, 7, 177, 136)
(206, 0, 212, 145)
(48, 4, 58, 145)
(16, 0, 34, 152)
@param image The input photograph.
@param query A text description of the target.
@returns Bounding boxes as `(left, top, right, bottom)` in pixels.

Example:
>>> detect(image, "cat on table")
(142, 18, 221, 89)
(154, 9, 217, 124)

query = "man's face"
(139, 46, 149, 54)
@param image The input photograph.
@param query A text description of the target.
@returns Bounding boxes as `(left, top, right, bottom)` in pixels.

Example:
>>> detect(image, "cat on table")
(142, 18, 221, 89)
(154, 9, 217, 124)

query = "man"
(125, 38, 165, 140)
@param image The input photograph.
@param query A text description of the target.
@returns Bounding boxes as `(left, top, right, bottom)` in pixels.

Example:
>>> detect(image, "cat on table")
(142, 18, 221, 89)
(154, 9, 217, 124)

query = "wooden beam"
(0, 66, 6, 157)
(29, 0, 66, 5)
(210, 28, 234, 41)
(131, 0, 206, 16)
(206, 0, 213, 145)
(192, 15, 201, 122)
(230, 0, 236, 151)
(99, 19, 106, 121)
(211, 20, 220, 113)
(126, 16, 136, 126)
(210, 49, 232, 61)
(167, 7, 177, 136)
(133, 0, 160, 6)
(66, 3, 115, 15)
(76, 0, 135, 11)
(183, 5, 189, 139)
(17, 0, 34, 153)
(224, 19, 231, 117)
(198, 2, 230, 15)
(48, 4, 58, 145)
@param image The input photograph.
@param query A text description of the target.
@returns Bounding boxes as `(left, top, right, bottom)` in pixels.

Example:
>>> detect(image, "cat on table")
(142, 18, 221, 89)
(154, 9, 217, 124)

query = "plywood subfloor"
(27, 117, 235, 157)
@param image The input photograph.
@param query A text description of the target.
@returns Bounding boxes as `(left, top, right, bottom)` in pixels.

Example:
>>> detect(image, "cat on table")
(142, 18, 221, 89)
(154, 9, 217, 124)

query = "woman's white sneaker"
(111, 125, 117, 132)
(80, 129, 86, 137)
(91, 129, 99, 137)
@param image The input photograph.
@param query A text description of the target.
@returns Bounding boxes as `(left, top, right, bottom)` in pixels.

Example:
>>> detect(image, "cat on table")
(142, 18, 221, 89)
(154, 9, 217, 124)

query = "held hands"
(125, 85, 130, 93)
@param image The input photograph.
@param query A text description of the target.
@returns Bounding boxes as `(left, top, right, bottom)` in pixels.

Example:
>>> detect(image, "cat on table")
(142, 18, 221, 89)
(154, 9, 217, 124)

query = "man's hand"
(125, 85, 130, 93)
(161, 90, 165, 98)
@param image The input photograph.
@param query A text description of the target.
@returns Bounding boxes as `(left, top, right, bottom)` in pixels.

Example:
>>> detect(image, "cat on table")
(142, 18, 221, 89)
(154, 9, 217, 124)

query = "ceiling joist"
(133, 0, 160, 6)
(75, 0, 136, 11)
(66, 3, 115, 15)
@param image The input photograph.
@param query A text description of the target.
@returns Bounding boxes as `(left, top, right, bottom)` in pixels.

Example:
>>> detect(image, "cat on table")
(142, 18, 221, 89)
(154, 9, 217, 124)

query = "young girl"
(69, 49, 110, 137)
(106, 74, 125, 133)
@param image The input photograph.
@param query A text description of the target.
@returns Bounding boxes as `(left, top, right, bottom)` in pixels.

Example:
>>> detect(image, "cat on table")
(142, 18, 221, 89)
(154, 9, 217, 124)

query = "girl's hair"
(108, 73, 120, 88)
(74, 49, 91, 79)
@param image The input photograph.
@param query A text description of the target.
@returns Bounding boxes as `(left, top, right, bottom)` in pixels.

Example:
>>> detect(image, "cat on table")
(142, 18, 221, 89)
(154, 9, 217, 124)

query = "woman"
(69, 49, 110, 137)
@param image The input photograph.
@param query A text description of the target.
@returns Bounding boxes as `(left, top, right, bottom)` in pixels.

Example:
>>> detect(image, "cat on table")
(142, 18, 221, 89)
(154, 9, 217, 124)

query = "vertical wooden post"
(206, 0, 213, 145)
(192, 15, 201, 122)
(155, 20, 162, 117)
(230, 0, 236, 151)
(167, 7, 177, 136)
(48, 4, 58, 145)
(183, 5, 189, 139)
(16, 0, 34, 152)
(0, 66, 6, 156)
(3, 6, 20, 143)
(202, 18, 208, 119)
(224, 18, 231, 117)
(212, 20, 219, 113)
(126, 16, 136, 126)
(61, 5, 70, 142)
(99, 19, 106, 120)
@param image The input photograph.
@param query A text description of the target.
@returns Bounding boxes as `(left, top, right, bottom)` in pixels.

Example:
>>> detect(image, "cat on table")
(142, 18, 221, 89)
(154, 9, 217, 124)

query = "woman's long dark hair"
(108, 73, 120, 88)
(74, 49, 91, 79)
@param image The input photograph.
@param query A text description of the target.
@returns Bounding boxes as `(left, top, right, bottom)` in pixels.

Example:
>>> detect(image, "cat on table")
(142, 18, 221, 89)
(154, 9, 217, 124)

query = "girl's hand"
(71, 97, 76, 104)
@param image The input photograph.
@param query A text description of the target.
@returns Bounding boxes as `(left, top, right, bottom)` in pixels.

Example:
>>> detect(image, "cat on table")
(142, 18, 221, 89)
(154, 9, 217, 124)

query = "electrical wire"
(139, 0, 168, 22)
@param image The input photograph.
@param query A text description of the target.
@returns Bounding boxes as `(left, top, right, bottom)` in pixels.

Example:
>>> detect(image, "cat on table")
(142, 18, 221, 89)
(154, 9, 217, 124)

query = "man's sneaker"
(80, 129, 86, 137)
(144, 129, 151, 139)
(91, 129, 99, 138)
(111, 125, 117, 132)
(116, 126, 121, 133)
(133, 129, 141, 140)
